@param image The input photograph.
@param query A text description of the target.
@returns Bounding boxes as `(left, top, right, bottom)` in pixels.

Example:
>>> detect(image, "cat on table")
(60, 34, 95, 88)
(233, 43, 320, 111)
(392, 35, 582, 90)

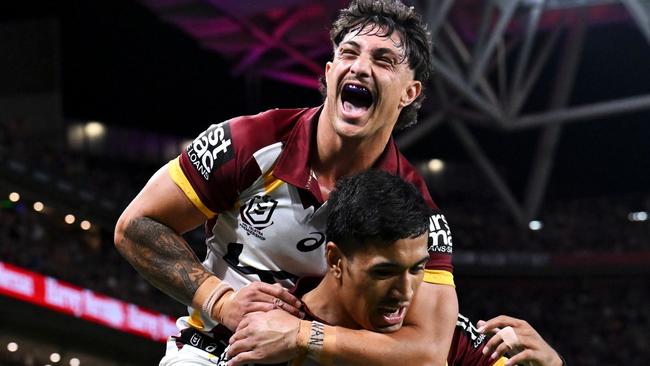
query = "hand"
(218, 281, 303, 331)
(477, 315, 563, 366)
(226, 309, 303, 366)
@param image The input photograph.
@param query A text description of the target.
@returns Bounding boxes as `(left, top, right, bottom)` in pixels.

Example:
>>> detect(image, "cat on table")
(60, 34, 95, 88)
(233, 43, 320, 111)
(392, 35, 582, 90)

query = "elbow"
(113, 211, 132, 254)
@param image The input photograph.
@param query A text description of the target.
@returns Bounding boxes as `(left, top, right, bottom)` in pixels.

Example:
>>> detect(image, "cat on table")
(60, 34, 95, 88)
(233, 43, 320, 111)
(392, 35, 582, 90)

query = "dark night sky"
(3, 0, 650, 200)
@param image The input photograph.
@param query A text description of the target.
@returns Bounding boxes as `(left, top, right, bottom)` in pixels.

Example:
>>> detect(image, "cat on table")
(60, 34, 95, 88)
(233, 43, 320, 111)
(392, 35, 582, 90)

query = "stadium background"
(1, 0, 649, 365)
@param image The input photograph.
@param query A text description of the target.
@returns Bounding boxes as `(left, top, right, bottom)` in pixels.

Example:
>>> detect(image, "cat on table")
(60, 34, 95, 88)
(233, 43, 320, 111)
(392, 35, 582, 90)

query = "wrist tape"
(192, 276, 233, 323)
(296, 320, 336, 365)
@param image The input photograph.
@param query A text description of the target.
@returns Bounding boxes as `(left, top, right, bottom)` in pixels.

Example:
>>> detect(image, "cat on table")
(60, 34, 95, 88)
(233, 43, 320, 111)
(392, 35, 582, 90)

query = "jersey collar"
(273, 106, 401, 201)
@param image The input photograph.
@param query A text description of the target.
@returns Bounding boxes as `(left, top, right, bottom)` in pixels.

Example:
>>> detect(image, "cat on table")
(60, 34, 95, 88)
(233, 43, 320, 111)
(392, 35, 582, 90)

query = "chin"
(371, 321, 403, 333)
(333, 118, 367, 138)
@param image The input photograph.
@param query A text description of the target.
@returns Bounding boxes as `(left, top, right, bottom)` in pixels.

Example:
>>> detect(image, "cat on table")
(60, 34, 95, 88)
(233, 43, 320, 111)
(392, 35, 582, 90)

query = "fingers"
(482, 330, 504, 357)
(227, 336, 251, 359)
(251, 282, 303, 317)
(482, 326, 521, 358)
(234, 282, 304, 318)
(227, 345, 260, 366)
(498, 326, 521, 349)
(262, 282, 302, 308)
(477, 314, 521, 334)
(504, 349, 534, 366)
(490, 340, 514, 361)
(227, 350, 259, 366)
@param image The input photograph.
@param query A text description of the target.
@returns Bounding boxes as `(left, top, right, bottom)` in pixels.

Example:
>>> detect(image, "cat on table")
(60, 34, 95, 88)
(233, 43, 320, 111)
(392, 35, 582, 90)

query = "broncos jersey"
(168, 106, 454, 332)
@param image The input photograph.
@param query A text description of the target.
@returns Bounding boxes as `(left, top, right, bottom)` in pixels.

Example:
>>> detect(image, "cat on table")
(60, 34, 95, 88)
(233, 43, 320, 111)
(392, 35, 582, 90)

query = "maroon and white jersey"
(168, 107, 454, 332)
(169, 278, 504, 366)
(449, 314, 507, 366)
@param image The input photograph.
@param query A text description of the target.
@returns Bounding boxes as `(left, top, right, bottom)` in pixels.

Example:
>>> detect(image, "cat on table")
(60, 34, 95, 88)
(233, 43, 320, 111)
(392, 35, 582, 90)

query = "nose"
(349, 54, 371, 78)
(392, 273, 416, 301)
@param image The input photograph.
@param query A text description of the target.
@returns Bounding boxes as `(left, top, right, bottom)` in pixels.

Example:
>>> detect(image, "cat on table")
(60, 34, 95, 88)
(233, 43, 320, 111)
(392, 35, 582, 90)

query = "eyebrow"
(339, 41, 403, 62)
(340, 40, 360, 49)
(370, 256, 430, 270)
(373, 48, 400, 59)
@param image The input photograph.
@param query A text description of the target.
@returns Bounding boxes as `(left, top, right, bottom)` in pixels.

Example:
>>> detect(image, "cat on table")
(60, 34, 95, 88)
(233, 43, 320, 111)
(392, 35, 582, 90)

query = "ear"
(326, 242, 343, 278)
(399, 80, 422, 108)
(325, 61, 333, 75)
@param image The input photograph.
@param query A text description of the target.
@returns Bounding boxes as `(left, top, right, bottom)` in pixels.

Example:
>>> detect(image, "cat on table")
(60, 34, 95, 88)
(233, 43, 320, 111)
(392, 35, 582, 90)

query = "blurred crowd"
(444, 193, 650, 253)
(1, 119, 649, 365)
(457, 275, 650, 366)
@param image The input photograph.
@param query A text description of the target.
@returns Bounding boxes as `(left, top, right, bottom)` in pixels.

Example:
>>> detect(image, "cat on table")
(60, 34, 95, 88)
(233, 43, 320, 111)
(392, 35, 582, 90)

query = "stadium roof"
(2, 0, 650, 224)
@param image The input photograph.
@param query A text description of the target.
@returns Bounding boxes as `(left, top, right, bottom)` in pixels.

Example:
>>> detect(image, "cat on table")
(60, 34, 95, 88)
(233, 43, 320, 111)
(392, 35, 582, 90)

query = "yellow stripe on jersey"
(423, 269, 455, 287)
(492, 357, 508, 366)
(168, 157, 217, 218)
(187, 308, 205, 329)
(263, 168, 284, 195)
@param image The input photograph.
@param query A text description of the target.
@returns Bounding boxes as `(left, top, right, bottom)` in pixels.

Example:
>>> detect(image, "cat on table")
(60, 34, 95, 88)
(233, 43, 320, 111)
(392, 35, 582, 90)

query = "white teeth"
(381, 308, 400, 316)
(347, 84, 369, 92)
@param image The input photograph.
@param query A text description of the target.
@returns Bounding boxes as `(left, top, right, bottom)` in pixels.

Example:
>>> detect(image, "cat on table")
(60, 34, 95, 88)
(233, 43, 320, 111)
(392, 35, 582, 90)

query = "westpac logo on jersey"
(187, 122, 234, 180)
(239, 194, 278, 240)
(428, 213, 453, 254)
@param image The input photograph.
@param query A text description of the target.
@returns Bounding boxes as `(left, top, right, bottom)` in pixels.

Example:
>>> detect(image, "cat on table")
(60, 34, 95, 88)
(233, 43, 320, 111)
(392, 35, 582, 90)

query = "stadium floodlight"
(33, 201, 44, 212)
(84, 121, 106, 139)
(529, 220, 543, 231)
(80, 220, 92, 230)
(628, 211, 648, 222)
(428, 159, 445, 173)
(8, 192, 20, 202)
(7, 342, 18, 352)
(65, 214, 76, 224)
(70, 357, 81, 366)
(50, 352, 61, 363)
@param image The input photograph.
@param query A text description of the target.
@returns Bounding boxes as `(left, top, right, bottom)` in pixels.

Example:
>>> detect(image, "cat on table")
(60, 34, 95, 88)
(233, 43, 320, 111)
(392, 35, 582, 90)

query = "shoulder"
(228, 107, 314, 145)
(392, 149, 437, 209)
(227, 107, 316, 170)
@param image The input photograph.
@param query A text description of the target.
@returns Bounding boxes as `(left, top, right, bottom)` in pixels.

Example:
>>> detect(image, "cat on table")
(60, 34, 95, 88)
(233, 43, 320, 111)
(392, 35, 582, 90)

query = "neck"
(312, 103, 393, 187)
(302, 275, 357, 329)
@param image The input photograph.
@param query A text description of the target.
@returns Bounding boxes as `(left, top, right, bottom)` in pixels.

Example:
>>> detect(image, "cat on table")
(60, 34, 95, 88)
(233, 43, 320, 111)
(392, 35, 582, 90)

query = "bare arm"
(114, 165, 210, 305)
(114, 165, 302, 328)
(228, 282, 458, 366)
(323, 282, 457, 366)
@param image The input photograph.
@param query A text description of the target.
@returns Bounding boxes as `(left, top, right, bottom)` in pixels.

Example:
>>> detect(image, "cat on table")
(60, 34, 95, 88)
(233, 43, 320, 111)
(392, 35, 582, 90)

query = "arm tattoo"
(118, 216, 211, 305)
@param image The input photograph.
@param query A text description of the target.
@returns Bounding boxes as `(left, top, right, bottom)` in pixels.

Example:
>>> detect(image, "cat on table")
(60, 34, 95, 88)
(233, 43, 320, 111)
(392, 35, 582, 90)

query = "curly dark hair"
(320, 0, 433, 130)
(326, 170, 433, 256)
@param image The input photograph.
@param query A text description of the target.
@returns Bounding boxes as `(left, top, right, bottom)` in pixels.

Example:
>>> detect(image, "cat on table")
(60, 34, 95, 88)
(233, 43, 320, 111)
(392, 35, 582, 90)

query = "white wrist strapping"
(201, 280, 233, 321)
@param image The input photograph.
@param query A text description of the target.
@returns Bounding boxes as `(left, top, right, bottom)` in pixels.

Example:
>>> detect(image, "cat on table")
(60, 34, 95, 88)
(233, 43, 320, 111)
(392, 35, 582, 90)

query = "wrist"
(213, 289, 235, 327)
(296, 320, 337, 365)
(191, 276, 234, 325)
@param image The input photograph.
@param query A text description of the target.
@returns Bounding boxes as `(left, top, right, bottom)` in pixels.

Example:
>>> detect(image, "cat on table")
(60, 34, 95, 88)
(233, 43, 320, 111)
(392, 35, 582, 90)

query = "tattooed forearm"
(117, 216, 211, 305)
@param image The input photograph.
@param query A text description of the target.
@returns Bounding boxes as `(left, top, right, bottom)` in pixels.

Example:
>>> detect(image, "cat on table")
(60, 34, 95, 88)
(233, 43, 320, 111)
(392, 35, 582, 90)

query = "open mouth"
(378, 305, 407, 325)
(340, 83, 374, 118)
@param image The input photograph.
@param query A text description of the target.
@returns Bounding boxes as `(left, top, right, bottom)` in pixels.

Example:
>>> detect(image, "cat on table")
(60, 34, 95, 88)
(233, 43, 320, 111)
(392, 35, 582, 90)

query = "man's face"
(323, 25, 421, 139)
(337, 233, 429, 333)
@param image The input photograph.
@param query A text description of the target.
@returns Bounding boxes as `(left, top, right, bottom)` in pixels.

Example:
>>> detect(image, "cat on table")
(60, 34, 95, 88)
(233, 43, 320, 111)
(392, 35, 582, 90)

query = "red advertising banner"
(0, 261, 177, 342)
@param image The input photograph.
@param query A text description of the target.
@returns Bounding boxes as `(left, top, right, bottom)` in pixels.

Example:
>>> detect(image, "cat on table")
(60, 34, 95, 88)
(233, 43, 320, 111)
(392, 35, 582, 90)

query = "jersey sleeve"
(400, 162, 454, 286)
(168, 119, 261, 217)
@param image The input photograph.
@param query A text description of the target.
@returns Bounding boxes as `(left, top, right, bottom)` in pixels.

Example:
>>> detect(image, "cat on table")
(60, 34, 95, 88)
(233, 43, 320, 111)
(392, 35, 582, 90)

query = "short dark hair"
(326, 170, 433, 256)
(321, 0, 433, 130)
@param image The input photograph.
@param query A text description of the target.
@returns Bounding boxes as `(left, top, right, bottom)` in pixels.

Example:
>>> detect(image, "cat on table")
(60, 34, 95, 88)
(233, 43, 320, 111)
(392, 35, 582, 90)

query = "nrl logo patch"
(239, 195, 278, 240)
